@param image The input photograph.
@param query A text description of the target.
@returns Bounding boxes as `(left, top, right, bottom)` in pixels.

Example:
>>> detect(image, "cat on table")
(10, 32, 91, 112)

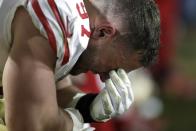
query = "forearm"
(56, 76, 84, 108)
(4, 81, 73, 131)
(57, 85, 82, 108)
(3, 58, 73, 131)
(5, 104, 73, 131)
(56, 85, 98, 123)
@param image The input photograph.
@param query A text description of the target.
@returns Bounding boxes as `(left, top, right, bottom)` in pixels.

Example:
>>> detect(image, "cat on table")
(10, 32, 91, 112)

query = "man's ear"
(91, 24, 116, 39)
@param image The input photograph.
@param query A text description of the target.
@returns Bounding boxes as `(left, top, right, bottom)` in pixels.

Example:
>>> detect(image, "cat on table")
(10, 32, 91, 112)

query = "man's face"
(70, 37, 142, 81)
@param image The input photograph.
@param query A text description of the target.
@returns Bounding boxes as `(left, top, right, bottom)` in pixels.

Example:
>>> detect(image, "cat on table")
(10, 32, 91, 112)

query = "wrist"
(68, 93, 86, 108)
(64, 108, 84, 131)
(75, 93, 98, 123)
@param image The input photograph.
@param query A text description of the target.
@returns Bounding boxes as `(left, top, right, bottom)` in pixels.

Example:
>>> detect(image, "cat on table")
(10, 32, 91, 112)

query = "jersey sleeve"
(26, 0, 90, 81)
(26, 0, 70, 66)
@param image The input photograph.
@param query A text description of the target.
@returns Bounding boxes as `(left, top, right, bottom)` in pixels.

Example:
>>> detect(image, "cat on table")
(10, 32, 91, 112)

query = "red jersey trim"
(31, 0, 57, 54)
(47, 0, 70, 65)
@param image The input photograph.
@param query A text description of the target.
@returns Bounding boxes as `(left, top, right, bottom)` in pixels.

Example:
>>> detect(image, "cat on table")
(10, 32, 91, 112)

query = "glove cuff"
(68, 93, 86, 108)
(75, 93, 98, 123)
(64, 108, 84, 131)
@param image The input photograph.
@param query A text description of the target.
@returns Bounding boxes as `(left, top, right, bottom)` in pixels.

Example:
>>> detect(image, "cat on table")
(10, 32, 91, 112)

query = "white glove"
(90, 69, 134, 122)
(65, 108, 95, 131)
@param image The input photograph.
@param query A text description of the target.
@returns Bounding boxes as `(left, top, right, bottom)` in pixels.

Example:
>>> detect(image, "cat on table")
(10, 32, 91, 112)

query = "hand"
(90, 69, 134, 122)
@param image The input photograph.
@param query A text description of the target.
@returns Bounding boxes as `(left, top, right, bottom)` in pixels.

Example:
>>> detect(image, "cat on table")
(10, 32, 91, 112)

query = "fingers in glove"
(90, 90, 114, 121)
(117, 69, 131, 85)
(117, 69, 134, 102)
(101, 90, 116, 116)
(109, 70, 128, 95)
(105, 79, 124, 114)
(109, 71, 129, 109)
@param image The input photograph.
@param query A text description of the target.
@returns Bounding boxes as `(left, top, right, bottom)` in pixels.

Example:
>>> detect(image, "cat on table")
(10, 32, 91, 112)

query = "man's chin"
(99, 72, 110, 82)
(70, 71, 81, 76)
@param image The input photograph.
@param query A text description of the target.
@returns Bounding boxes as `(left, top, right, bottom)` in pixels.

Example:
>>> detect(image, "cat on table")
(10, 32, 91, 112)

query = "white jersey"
(0, 0, 90, 84)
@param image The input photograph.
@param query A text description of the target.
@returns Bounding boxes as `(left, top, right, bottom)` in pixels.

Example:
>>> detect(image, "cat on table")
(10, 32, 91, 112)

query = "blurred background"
(70, 0, 196, 130)
(1, 0, 195, 130)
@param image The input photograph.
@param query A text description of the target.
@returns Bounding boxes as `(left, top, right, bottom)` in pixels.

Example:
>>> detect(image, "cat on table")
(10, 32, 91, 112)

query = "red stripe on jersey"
(31, 0, 57, 54)
(47, 0, 70, 65)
